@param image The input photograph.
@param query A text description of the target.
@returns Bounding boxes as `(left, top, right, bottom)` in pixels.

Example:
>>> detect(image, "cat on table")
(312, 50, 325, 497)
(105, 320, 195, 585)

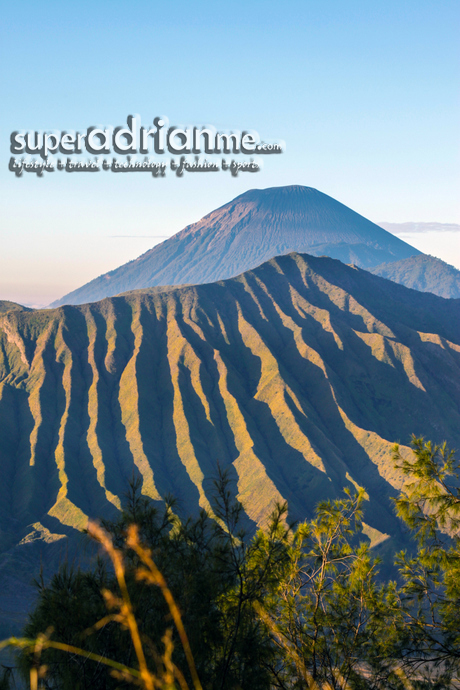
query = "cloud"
(108, 235, 171, 238)
(378, 222, 460, 235)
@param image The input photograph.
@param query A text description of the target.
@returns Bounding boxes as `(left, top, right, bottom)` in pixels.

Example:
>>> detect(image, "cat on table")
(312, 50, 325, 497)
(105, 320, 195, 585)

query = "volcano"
(52, 186, 420, 306)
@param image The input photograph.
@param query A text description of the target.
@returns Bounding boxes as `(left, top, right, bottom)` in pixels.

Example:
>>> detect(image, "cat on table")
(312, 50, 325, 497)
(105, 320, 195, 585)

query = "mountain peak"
(52, 185, 419, 307)
(233, 184, 320, 200)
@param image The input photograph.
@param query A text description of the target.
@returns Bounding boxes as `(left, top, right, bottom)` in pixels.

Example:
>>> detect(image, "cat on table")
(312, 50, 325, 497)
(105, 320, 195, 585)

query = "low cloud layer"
(379, 222, 460, 235)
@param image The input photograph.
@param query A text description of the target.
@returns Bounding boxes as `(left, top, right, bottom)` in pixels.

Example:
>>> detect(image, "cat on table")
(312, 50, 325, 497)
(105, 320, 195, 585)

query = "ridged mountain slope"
(370, 254, 460, 299)
(52, 186, 419, 306)
(2, 253, 460, 634)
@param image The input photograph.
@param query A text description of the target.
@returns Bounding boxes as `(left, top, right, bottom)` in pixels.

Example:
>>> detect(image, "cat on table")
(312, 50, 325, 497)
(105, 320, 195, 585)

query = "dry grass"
(0, 520, 203, 690)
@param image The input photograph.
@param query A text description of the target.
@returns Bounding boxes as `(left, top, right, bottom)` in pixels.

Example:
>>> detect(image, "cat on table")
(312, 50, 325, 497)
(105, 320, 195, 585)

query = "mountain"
(370, 254, 460, 299)
(51, 186, 420, 307)
(0, 300, 30, 313)
(2, 252, 460, 635)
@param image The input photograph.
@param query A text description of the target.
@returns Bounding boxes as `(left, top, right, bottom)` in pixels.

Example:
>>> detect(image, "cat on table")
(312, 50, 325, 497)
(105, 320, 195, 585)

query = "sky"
(1, 0, 459, 305)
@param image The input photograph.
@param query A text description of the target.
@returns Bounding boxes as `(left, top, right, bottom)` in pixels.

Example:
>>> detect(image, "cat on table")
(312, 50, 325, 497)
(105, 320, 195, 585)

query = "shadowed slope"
(1, 253, 460, 635)
(52, 186, 419, 306)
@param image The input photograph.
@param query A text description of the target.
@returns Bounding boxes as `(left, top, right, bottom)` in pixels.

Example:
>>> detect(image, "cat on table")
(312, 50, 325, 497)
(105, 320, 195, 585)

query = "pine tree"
(392, 437, 460, 686)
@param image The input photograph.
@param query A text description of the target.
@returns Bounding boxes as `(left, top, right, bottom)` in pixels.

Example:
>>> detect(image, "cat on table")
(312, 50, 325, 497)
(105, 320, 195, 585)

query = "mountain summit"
(52, 186, 419, 306)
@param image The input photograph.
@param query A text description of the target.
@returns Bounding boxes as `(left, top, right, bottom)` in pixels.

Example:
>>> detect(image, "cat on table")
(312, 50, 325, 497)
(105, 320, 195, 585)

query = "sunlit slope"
(0, 301, 30, 313)
(52, 186, 419, 306)
(2, 252, 459, 557)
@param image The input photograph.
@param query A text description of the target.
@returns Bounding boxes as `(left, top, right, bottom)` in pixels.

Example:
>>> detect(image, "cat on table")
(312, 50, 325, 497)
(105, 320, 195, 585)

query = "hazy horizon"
(4, 214, 460, 307)
(2, 210, 459, 307)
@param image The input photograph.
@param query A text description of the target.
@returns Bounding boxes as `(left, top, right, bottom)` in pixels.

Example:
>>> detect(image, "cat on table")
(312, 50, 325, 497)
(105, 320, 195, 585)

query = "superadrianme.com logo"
(9, 115, 285, 178)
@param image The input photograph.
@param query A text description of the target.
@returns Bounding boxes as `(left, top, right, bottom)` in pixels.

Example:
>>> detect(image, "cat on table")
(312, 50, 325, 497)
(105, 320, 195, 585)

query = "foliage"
(3, 438, 460, 689)
(391, 436, 460, 685)
(11, 473, 290, 690)
(0, 665, 14, 690)
(258, 489, 410, 689)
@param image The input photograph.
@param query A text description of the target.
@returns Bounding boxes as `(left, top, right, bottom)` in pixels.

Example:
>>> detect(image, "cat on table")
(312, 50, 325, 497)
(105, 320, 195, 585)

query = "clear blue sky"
(1, 0, 459, 304)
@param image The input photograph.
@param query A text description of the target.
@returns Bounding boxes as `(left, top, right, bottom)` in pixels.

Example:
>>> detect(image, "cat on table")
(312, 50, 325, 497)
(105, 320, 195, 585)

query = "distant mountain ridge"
(0, 301, 30, 313)
(370, 254, 460, 299)
(2, 252, 460, 635)
(52, 186, 420, 306)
